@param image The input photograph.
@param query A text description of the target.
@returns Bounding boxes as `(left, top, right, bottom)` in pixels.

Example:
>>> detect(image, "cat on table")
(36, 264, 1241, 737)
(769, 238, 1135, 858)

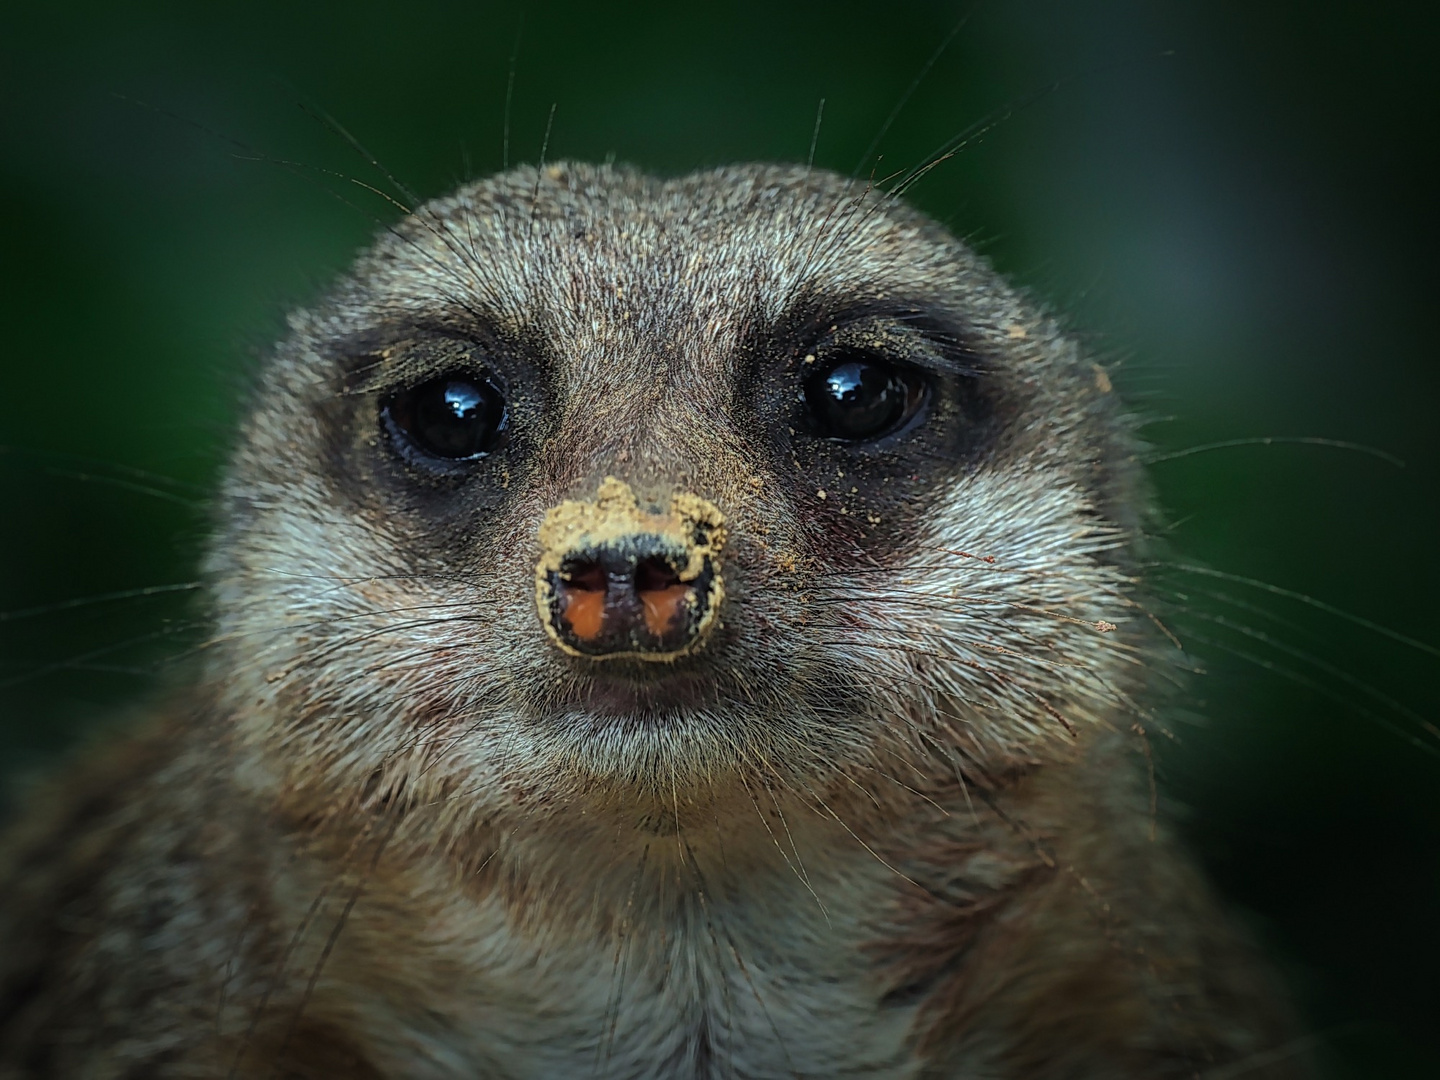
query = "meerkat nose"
(548, 540, 708, 658)
(535, 478, 727, 662)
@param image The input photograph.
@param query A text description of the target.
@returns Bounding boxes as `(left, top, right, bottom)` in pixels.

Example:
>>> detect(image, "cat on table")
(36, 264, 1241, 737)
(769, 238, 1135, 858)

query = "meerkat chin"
(0, 163, 1304, 1078)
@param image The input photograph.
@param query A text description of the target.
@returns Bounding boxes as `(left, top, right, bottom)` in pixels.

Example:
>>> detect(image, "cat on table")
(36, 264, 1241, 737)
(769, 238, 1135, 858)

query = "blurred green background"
(1, 1, 1436, 1074)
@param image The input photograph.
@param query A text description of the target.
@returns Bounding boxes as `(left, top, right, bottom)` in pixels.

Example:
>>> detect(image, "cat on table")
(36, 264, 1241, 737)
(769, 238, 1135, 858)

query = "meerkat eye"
(802, 353, 928, 442)
(382, 372, 507, 462)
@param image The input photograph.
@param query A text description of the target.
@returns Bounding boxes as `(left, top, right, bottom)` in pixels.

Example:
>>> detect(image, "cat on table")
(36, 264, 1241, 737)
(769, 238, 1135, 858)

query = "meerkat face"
(208, 162, 1140, 826)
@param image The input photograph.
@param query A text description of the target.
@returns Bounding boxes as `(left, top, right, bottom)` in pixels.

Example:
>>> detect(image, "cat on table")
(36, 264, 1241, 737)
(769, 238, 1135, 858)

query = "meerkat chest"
(341, 862, 923, 1080)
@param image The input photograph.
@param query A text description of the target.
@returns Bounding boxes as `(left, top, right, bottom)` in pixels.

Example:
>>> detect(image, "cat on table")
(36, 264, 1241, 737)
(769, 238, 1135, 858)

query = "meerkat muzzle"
(535, 477, 726, 661)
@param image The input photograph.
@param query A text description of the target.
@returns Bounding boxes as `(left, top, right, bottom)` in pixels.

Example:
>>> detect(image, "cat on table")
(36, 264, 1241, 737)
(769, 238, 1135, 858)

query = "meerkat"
(0, 162, 1304, 1078)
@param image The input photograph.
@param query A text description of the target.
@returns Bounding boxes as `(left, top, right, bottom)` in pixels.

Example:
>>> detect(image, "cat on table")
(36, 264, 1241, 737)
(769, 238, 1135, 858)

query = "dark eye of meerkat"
(381, 370, 508, 463)
(802, 351, 928, 441)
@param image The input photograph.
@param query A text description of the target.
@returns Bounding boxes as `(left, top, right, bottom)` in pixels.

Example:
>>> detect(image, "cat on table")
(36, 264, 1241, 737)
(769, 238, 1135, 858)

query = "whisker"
(0, 582, 203, 624)
(735, 767, 829, 922)
(0, 621, 208, 690)
(0, 444, 210, 496)
(594, 841, 647, 1077)
(683, 841, 802, 1080)
(789, 776, 930, 894)
(1172, 605, 1436, 734)
(1179, 629, 1440, 759)
(805, 97, 825, 174)
(1154, 563, 1440, 660)
(1145, 436, 1404, 468)
(267, 807, 404, 1078)
(502, 11, 524, 171)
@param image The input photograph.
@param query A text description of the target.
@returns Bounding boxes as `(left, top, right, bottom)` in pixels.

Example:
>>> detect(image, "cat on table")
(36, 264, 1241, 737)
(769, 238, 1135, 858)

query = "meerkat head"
(206, 162, 1142, 836)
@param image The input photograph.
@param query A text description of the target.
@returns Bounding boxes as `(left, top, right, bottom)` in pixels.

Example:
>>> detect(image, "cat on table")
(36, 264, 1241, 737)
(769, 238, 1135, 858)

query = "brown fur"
(1, 164, 1304, 1077)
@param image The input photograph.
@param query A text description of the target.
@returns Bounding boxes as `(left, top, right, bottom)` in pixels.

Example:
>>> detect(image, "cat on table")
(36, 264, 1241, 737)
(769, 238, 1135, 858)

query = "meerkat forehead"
(357, 162, 977, 330)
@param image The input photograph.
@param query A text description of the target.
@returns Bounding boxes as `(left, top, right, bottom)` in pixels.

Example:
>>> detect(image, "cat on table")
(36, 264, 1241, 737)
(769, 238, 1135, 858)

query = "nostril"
(633, 556, 691, 639)
(557, 557, 607, 642)
(633, 556, 679, 595)
(562, 559, 606, 592)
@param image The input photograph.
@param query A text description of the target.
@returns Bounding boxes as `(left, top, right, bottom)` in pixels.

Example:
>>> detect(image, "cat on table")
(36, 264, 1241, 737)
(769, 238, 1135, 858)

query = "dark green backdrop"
(2, 2, 1437, 1075)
